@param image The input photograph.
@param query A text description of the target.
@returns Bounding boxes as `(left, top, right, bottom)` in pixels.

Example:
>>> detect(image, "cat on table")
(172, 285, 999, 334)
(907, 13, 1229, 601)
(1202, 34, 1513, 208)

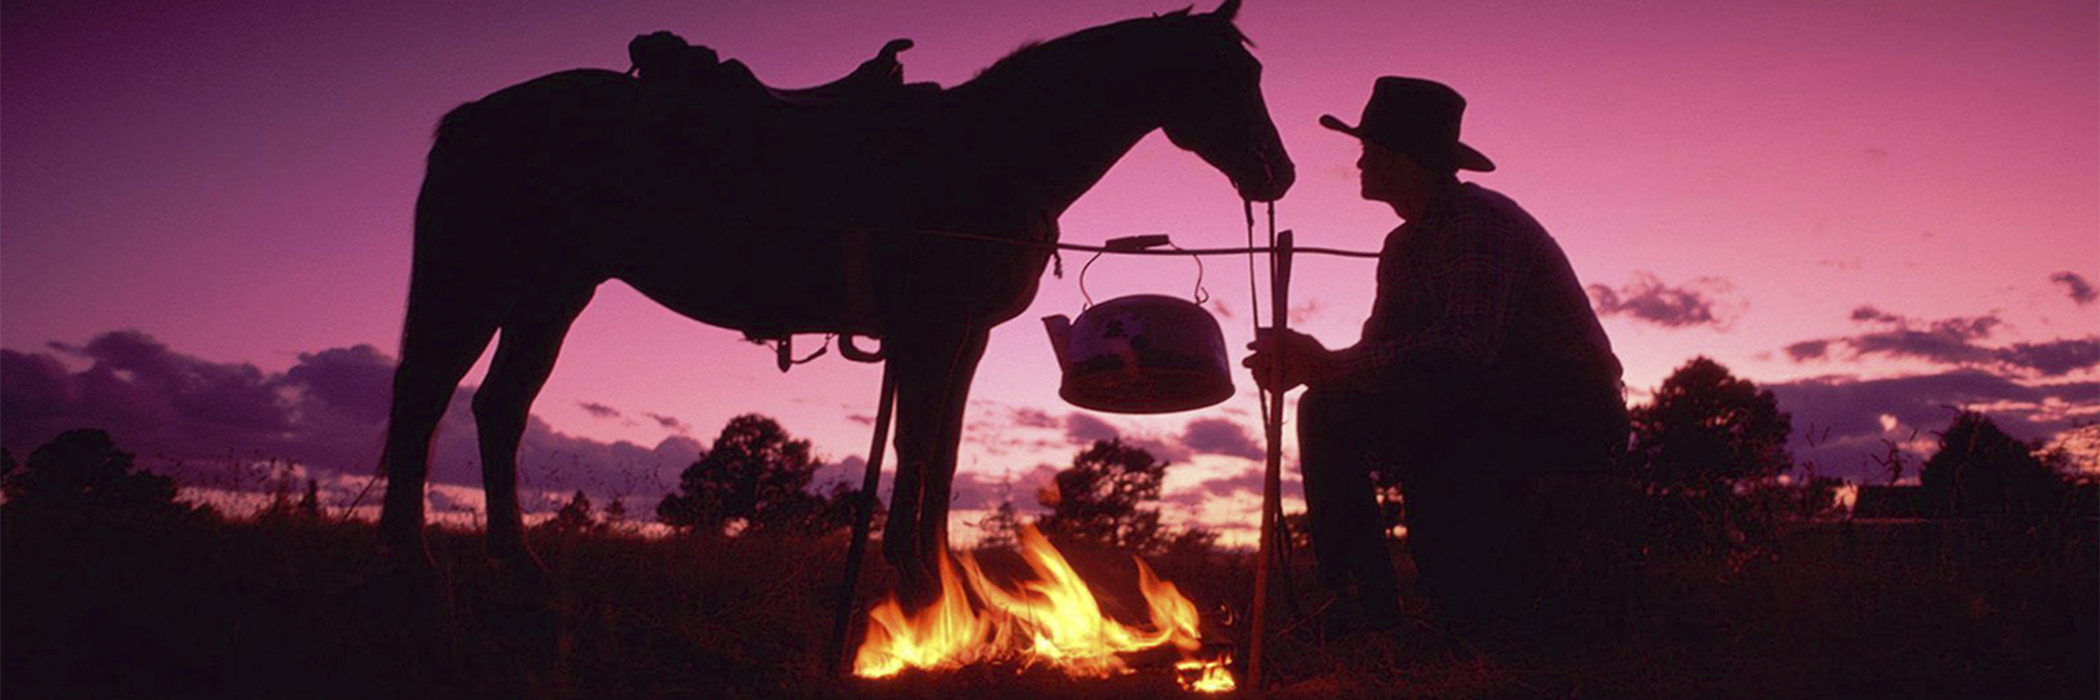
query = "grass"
(3, 509, 2093, 699)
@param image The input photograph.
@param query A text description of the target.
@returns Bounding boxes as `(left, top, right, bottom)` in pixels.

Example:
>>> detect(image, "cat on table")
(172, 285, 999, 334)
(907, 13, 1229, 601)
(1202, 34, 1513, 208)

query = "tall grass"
(3, 507, 2092, 699)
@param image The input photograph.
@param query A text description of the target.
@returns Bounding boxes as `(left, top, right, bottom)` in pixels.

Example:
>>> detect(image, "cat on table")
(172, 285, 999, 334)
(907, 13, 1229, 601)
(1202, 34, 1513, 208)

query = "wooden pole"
(1249, 229, 1294, 688)
(826, 363, 899, 677)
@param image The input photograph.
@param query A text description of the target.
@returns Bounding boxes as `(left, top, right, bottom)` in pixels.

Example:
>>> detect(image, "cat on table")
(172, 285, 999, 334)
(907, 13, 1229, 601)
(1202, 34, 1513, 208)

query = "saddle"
(626, 31, 934, 367)
(628, 31, 923, 111)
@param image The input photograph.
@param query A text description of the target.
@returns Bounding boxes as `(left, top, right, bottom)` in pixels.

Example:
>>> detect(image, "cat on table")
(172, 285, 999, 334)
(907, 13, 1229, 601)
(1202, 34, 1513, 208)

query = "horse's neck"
(936, 76, 1160, 226)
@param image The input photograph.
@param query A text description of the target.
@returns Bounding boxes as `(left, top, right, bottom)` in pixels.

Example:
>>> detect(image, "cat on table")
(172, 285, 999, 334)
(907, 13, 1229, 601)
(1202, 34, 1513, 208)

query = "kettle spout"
(1041, 315, 1073, 371)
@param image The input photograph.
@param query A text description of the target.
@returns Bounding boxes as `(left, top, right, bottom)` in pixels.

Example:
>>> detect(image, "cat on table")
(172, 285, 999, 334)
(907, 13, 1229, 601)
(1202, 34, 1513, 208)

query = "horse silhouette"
(376, 0, 1294, 603)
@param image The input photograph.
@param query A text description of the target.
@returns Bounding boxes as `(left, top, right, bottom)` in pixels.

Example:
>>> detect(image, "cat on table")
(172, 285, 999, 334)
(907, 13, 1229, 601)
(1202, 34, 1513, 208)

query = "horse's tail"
(399, 102, 475, 366)
(424, 100, 488, 176)
(383, 98, 504, 479)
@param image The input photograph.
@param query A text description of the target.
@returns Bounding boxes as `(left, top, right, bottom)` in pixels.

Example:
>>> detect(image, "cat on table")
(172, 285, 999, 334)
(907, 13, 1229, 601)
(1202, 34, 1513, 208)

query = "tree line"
(5, 355, 2089, 560)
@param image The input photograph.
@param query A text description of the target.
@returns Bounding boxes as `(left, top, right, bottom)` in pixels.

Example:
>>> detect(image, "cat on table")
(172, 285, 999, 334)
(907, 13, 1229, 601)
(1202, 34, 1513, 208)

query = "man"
(1244, 77, 1630, 635)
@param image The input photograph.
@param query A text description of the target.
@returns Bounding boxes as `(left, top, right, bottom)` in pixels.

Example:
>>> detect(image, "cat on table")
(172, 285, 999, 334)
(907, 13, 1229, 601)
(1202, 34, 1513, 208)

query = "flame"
(854, 524, 1236, 692)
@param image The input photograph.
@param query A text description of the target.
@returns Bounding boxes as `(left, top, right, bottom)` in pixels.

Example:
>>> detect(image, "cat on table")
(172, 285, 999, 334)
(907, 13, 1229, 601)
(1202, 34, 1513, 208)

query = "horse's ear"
(1210, 0, 1241, 21)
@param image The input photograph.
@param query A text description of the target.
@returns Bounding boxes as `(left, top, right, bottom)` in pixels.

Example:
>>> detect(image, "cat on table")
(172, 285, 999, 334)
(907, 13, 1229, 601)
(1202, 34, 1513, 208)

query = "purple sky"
(5, 0, 2096, 542)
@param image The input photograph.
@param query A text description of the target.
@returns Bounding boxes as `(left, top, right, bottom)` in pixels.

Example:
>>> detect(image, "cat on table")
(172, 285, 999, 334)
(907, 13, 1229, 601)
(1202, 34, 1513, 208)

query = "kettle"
(1042, 294, 1234, 414)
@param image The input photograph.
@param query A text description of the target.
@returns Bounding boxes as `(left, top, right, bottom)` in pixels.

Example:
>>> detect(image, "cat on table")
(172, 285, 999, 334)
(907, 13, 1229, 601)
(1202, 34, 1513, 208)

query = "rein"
(1244, 199, 1295, 688)
(885, 224, 1379, 260)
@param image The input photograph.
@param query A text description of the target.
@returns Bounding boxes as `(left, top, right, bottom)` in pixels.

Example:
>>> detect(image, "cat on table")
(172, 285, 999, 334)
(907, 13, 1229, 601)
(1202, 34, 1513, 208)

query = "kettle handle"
(1076, 238, 1208, 309)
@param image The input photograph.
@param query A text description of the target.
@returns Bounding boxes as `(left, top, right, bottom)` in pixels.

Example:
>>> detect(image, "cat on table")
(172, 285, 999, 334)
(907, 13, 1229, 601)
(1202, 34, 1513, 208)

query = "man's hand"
(1242, 328, 1340, 392)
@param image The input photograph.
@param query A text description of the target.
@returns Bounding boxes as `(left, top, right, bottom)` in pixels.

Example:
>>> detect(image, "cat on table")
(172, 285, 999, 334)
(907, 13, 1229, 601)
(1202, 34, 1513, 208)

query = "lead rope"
(1243, 197, 1276, 685)
(1266, 199, 1302, 618)
(1246, 200, 1310, 689)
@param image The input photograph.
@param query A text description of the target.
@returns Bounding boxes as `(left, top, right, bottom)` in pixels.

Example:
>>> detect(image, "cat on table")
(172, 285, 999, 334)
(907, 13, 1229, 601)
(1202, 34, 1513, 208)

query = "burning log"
(851, 525, 1237, 692)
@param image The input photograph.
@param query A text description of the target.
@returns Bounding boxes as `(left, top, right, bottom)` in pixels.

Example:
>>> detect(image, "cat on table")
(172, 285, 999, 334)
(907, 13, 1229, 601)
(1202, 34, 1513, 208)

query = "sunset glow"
(3, 0, 2094, 541)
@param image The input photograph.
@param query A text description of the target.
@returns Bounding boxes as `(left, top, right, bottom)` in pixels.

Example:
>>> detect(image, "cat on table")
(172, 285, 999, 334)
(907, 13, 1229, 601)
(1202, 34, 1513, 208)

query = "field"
(3, 509, 2093, 700)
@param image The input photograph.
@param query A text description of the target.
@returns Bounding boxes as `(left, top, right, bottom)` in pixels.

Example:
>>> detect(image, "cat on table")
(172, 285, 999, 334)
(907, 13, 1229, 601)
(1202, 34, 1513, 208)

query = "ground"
(2, 510, 2093, 699)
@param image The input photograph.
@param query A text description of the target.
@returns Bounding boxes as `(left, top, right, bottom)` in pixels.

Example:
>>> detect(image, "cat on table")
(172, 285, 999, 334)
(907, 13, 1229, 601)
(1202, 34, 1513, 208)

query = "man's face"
(1356, 141, 1429, 206)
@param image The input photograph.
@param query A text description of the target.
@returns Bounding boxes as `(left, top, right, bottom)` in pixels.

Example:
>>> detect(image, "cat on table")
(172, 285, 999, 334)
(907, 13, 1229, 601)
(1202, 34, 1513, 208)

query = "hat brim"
(1319, 113, 1496, 172)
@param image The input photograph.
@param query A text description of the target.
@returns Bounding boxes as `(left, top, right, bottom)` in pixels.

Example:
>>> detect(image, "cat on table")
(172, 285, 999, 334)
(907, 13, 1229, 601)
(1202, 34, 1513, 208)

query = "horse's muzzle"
(1238, 161, 1296, 203)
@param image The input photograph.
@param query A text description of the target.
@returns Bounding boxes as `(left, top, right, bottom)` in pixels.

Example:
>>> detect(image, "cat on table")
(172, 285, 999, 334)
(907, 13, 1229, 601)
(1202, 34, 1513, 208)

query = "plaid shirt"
(1329, 183, 1622, 394)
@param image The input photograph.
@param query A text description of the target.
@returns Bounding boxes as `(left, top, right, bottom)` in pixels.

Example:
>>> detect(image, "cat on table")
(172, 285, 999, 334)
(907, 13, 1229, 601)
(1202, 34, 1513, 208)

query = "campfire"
(853, 525, 1236, 692)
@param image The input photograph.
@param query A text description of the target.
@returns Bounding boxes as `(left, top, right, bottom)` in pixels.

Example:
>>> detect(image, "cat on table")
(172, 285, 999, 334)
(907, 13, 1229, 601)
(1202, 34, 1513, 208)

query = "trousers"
(1296, 372, 1629, 622)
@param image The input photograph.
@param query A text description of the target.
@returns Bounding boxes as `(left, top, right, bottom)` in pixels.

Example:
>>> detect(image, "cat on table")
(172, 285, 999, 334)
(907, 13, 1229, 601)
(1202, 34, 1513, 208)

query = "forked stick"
(1249, 228, 1293, 688)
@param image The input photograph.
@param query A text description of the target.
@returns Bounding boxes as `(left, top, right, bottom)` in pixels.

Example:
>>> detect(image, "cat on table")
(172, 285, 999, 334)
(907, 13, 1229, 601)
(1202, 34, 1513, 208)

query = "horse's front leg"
(883, 322, 991, 608)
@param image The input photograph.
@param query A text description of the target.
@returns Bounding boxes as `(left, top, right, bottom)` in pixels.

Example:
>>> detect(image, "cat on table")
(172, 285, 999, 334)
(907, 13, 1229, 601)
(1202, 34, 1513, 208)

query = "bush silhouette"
(657, 414, 859, 535)
(1630, 357, 1793, 556)
(1036, 438, 1168, 552)
(2, 428, 190, 518)
(1031, 438, 1216, 555)
(539, 489, 607, 535)
(1921, 411, 2067, 522)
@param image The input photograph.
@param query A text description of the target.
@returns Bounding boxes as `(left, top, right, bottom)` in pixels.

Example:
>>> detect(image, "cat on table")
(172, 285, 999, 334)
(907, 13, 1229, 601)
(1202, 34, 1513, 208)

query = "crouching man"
(1244, 77, 1634, 639)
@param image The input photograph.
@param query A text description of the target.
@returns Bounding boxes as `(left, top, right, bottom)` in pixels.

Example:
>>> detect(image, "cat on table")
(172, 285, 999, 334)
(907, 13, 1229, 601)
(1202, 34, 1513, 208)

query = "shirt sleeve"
(1327, 204, 1525, 390)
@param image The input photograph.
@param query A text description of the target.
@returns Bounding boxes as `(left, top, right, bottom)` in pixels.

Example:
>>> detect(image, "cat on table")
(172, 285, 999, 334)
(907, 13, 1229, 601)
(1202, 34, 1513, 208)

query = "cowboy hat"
(1320, 76, 1494, 172)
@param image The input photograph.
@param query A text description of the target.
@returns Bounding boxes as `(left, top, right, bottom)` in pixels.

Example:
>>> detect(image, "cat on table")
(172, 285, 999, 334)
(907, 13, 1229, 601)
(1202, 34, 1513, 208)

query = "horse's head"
(1153, 0, 1295, 203)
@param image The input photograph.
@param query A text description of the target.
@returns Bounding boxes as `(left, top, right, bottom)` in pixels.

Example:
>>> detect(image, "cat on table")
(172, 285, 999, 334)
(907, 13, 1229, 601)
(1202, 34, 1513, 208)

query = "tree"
(1630, 357, 1793, 556)
(657, 414, 841, 535)
(1920, 411, 2066, 521)
(976, 500, 1023, 550)
(602, 496, 631, 533)
(261, 476, 324, 525)
(808, 480, 869, 535)
(1632, 357, 1793, 489)
(1159, 525, 1222, 557)
(540, 490, 605, 535)
(1036, 439, 1168, 553)
(296, 479, 321, 519)
(2, 428, 187, 517)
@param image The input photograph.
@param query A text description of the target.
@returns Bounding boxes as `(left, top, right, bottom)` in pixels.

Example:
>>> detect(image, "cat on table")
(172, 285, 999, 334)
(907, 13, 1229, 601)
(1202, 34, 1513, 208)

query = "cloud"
(18, 331, 293, 453)
(578, 402, 622, 420)
(2, 330, 700, 506)
(949, 463, 1061, 512)
(283, 345, 395, 424)
(1125, 435, 1193, 464)
(1848, 305, 1904, 324)
(1997, 340, 2100, 377)
(1009, 406, 1061, 429)
(2051, 272, 2096, 306)
(1784, 307, 2099, 377)
(1181, 417, 1262, 460)
(1784, 340, 1832, 362)
(1158, 462, 1306, 522)
(1064, 412, 1119, 443)
(1587, 272, 1737, 329)
(1051, 411, 1192, 463)
(1766, 369, 2099, 482)
(1163, 465, 1265, 506)
(811, 455, 877, 494)
(644, 412, 690, 433)
(1288, 299, 1324, 325)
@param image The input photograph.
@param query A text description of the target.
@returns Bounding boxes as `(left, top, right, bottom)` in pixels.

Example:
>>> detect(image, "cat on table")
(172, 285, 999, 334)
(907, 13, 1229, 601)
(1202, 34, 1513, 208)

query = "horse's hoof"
(380, 540, 439, 578)
(489, 547, 553, 599)
(356, 559, 446, 629)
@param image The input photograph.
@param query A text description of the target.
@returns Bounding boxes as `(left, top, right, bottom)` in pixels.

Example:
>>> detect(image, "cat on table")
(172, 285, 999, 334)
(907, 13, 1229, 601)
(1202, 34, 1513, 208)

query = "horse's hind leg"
(378, 274, 504, 571)
(473, 283, 596, 574)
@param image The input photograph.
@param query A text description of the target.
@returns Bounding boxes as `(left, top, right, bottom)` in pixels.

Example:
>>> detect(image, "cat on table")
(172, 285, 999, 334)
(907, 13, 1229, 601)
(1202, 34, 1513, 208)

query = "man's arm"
(1243, 328, 1342, 392)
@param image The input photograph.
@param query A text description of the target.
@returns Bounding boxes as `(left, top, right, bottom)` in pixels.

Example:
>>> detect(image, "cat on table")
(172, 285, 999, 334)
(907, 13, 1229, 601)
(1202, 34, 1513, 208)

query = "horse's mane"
(961, 8, 1250, 89)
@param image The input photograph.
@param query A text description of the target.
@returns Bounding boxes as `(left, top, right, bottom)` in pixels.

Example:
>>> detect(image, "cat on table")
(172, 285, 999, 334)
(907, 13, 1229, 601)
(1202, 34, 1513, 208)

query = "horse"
(376, 0, 1294, 604)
